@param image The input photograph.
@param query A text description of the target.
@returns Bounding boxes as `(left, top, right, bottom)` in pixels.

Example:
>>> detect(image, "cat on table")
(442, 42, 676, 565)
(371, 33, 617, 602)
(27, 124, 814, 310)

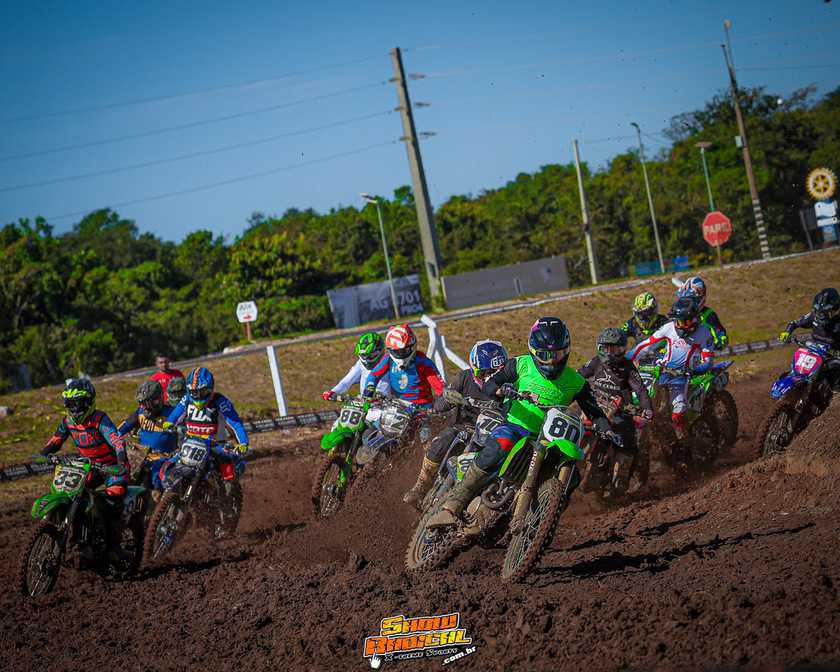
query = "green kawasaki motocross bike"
(406, 396, 598, 584)
(19, 454, 148, 597)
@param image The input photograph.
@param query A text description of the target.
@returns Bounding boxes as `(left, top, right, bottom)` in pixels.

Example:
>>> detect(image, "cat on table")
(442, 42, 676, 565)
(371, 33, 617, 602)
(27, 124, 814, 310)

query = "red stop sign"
(702, 211, 732, 247)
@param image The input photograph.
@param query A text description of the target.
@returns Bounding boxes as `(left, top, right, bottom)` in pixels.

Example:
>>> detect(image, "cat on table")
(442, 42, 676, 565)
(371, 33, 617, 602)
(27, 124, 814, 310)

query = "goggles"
(190, 386, 213, 401)
(64, 398, 90, 414)
(675, 318, 697, 331)
(601, 344, 626, 355)
(388, 346, 414, 360)
(531, 345, 569, 365)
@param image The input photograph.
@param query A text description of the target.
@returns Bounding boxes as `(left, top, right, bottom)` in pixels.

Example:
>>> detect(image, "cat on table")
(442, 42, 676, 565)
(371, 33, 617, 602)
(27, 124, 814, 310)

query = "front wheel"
(707, 390, 739, 452)
(758, 402, 796, 457)
(404, 500, 462, 573)
(143, 492, 186, 565)
(19, 520, 64, 597)
(501, 467, 569, 583)
(311, 453, 351, 518)
(686, 415, 720, 468)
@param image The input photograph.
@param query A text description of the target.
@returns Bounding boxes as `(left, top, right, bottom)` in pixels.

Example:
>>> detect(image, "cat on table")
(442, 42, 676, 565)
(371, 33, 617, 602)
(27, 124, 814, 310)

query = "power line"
(738, 63, 840, 72)
(579, 134, 636, 144)
(1, 53, 387, 124)
(43, 140, 399, 222)
(0, 80, 388, 163)
(0, 110, 392, 193)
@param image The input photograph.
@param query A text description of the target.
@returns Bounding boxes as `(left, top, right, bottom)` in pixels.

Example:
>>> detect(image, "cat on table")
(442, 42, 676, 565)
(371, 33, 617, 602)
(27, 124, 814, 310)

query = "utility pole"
(631, 122, 666, 274)
(390, 47, 444, 303)
(722, 20, 771, 260)
(572, 139, 599, 284)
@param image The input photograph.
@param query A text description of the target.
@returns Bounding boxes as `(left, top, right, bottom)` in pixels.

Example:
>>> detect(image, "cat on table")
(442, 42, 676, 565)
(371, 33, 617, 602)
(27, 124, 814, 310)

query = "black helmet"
(596, 327, 628, 366)
(62, 378, 96, 424)
(670, 297, 700, 337)
(528, 317, 571, 380)
(167, 376, 187, 404)
(812, 287, 840, 327)
(136, 380, 164, 414)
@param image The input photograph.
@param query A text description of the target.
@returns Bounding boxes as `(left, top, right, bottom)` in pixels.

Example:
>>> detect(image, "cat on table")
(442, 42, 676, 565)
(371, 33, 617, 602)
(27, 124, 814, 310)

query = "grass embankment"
(1, 248, 838, 467)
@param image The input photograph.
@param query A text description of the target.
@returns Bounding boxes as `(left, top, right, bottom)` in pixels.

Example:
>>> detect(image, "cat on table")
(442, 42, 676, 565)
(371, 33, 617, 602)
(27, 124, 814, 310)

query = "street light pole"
(631, 122, 665, 274)
(361, 193, 400, 319)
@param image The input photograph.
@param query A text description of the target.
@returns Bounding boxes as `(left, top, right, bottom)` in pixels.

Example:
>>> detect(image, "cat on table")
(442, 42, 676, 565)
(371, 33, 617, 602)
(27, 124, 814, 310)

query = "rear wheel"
(311, 453, 351, 518)
(405, 499, 461, 573)
(143, 492, 185, 564)
(501, 467, 569, 583)
(707, 390, 739, 452)
(758, 402, 796, 457)
(687, 415, 720, 468)
(19, 520, 63, 597)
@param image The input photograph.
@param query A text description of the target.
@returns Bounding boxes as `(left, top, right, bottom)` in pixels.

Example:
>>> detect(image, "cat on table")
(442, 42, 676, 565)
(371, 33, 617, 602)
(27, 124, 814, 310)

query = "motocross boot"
(426, 463, 490, 529)
(403, 457, 440, 510)
(104, 502, 132, 565)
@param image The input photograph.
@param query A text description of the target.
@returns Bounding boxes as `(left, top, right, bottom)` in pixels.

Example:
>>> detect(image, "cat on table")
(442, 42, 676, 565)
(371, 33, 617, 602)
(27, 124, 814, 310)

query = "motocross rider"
(321, 332, 392, 401)
(628, 297, 715, 440)
(363, 324, 444, 408)
(427, 317, 611, 529)
(118, 380, 178, 496)
(579, 328, 653, 492)
(621, 292, 669, 342)
(41, 379, 131, 562)
(402, 339, 508, 510)
(780, 287, 840, 392)
(166, 376, 187, 406)
(677, 276, 728, 350)
(165, 367, 249, 496)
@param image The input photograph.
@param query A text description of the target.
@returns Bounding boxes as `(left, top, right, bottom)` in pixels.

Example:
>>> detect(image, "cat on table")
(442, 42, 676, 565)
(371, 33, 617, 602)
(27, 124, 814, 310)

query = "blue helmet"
(187, 367, 215, 407)
(677, 276, 707, 310)
(468, 340, 508, 381)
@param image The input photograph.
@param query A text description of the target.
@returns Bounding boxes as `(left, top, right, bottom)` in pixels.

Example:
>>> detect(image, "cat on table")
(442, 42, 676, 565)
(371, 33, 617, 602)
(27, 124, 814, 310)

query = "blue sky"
(1, 0, 838, 242)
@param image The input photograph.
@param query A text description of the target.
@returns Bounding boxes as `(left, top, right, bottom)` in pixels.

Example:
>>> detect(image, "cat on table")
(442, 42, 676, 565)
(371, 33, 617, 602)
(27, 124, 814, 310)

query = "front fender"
(31, 493, 72, 521)
(771, 374, 804, 400)
(547, 438, 585, 461)
(320, 426, 355, 452)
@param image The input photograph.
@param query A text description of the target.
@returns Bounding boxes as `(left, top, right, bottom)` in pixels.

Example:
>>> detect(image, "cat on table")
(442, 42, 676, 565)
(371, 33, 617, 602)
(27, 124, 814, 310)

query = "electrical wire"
(1, 53, 387, 124)
(43, 140, 399, 222)
(738, 63, 840, 72)
(0, 80, 388, 163)
(0, 110, 392, 193)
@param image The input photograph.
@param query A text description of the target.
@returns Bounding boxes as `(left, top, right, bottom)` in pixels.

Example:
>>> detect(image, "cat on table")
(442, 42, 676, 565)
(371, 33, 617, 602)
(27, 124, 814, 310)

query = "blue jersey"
(366, 351, 444, 405)
(166, 392, 249, 446)
(118, 405, 178, 454)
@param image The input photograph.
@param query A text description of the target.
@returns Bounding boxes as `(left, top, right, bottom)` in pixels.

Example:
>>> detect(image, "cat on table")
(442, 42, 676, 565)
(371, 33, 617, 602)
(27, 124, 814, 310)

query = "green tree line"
(2, 84, 837, 390)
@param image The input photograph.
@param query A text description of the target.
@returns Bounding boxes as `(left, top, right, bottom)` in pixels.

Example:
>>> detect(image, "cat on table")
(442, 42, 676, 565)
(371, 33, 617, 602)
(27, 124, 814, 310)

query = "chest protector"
(65, 411, 116, 464)
(507, 356, 586, 433)
(184, 401, 220, 438)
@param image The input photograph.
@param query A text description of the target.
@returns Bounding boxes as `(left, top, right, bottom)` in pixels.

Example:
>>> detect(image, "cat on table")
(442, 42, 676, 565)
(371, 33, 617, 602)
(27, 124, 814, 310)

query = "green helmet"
(62, 378, 96, 424)
(354, 332, 385, 368)
(632, 291, 659, 330)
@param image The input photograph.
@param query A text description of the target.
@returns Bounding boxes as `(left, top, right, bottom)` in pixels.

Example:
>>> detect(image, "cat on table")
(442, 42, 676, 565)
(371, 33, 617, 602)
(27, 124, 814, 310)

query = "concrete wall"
(441, 256, 569, 310)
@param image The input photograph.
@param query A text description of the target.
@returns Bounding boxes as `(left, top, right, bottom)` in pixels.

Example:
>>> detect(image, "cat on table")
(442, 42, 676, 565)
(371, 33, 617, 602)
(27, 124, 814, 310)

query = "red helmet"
(385, 324, 417, 369)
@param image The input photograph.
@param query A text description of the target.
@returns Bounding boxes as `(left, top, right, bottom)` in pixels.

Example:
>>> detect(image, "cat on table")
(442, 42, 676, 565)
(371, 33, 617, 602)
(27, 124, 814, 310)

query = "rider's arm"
(627, 365, 653, 413)
(627, 332, 668, 362)
(165, 397, 187, 426)
(42, 418, 70, 455)
(118, 410, 140, 436)
(577, 356, 598, 379)
(215, 394, 249, 449)
(433, 370, 466, 413)
(573, 382, 610, 432)
(415, 354, 445, 397)
(786, 312, 814, 334)
(98, 413, 129, 468)
(331, 361, 363, 395)
(482, 359, 518, 397)
(619, 318, 637, 339)
(363, 355, 391, 397)
(703, 308, 729, 350)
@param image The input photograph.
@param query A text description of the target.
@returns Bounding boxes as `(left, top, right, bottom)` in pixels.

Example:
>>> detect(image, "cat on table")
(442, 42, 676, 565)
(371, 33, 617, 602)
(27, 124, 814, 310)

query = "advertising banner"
(327, 275, 424, 328)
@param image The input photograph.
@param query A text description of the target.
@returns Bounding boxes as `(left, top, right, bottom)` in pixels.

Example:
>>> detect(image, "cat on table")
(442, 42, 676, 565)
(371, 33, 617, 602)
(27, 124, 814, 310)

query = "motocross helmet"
(596, 327, 628, 367)
(62, 378, 96, 424)
(166, 376, 187, 405)
(670, 297, 700, 337)
(812, 287, 840, 328)
(528, 317, 571, 380)
(136, 380, 164, 415)
(468, 339, 509, 382)
(355, 331, 386, 368)
(633, 292, 659, 331)
(385, 324, 417, 369)
(187, 367, 215, 408)
(677, 276, 707, 310)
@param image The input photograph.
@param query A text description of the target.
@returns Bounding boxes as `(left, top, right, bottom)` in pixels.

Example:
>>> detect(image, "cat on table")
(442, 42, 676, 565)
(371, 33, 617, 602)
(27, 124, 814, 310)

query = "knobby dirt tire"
(501, 470, 568, 584)
(19, 520, 63, 597)
(404, 502, 461, 573)
(143, 491, 183, 565)
(311, 453, 350, 519)
(758, 401, 797, 458)
(708, 390, 739, 452)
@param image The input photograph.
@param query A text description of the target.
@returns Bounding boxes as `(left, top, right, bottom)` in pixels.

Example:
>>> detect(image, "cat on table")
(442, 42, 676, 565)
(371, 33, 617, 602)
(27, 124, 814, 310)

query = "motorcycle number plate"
(179, 442, 208, 467)
(793, 349, 821, 376)
(53, 466, 86, 493)
(473, 412, 503, 447)
(338, 402, 365, 429)
(381, 406, 411, 436)
(541, 408, 583, 446)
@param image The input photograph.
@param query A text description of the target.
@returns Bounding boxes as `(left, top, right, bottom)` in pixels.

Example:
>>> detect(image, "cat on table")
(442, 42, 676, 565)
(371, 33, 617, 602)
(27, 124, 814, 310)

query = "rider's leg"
(667, 376, 689, 440)
(610, 414, 638, 493)
(103, 473, 130, 562)
(403, 426, 455, 508)
(427, 423, 530, 528)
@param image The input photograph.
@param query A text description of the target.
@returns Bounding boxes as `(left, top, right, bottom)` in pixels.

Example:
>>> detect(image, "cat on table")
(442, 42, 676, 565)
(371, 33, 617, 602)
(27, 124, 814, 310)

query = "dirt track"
(1, 375, 839, 671)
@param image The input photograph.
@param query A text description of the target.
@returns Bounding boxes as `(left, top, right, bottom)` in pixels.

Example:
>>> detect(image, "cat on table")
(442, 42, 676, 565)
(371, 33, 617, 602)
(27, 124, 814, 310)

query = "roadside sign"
(815, 199, 838, 227)
(702, 211, 732, 247)
(236, 301, 258, 324)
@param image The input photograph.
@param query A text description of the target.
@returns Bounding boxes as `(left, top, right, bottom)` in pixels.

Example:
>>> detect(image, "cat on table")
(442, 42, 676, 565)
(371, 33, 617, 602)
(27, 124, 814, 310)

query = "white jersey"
(331, 356, 392, 396)
(628, 321, 715, 373)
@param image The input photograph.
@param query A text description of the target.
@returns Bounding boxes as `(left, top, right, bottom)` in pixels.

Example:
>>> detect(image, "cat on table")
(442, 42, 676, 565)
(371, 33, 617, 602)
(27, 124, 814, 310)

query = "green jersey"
(505, 355, 588, 433)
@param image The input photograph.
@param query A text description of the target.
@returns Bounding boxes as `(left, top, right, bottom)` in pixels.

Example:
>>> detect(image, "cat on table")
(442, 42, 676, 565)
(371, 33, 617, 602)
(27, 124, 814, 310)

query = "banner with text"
(326, 275, 424, 328)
